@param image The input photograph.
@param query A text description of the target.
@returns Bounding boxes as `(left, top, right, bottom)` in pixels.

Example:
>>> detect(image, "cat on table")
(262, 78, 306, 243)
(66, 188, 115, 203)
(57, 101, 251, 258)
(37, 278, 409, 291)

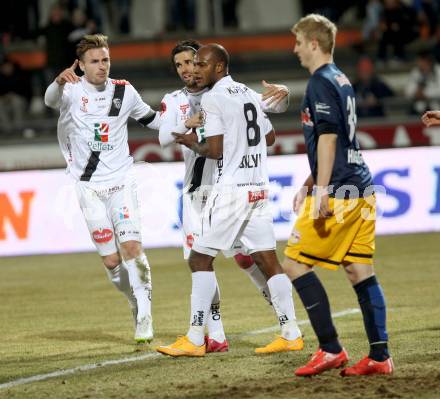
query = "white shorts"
(182, 190, 207, 259)
(192, 186, 276, 258)
(75, 171, 142, 256)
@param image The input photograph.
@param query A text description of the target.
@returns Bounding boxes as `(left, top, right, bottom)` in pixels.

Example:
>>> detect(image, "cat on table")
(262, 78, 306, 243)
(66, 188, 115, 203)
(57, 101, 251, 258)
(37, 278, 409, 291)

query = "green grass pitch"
(0, 233, 439, 398)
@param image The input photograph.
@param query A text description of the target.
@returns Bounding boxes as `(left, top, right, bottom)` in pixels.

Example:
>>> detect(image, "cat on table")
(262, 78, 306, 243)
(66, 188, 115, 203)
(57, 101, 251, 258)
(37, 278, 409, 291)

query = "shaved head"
(193, 43, 230, 88)
(200, 44, 230, 70)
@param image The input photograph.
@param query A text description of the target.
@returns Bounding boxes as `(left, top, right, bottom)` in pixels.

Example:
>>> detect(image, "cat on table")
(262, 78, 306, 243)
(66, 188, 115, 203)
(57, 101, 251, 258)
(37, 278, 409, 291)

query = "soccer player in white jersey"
(157, 44, 303, 357)
(44, 34, 160, 344)
(158, 40, 296, 354)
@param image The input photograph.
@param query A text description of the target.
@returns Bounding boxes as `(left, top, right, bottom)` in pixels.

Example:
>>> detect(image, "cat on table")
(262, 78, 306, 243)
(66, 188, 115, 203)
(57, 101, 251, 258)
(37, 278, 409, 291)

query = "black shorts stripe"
(346, 252, 373, 259)
(299, 251, 340, 266)
(188, 157, 206, 193)
(108, 84, 126, 116)
(80, 151, 101, 181)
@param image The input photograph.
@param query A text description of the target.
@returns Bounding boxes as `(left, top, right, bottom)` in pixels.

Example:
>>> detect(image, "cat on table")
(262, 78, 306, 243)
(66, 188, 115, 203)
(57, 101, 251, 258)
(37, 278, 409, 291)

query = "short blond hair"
(292, 14, 337, 55)
(76, 34, 109, 60)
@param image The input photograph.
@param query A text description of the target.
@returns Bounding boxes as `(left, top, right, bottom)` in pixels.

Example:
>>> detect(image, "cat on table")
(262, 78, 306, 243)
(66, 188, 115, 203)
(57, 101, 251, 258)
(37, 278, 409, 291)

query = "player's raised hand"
(261, 80, 289, 106)
(56, 60, 80, 85)
(421, 110, 440, 127)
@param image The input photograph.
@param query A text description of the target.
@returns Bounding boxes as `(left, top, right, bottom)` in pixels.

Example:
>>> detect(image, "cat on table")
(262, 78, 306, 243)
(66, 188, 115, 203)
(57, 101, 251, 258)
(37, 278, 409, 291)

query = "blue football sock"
(293, 272, 342, 354)
(354, 275, 390, 361)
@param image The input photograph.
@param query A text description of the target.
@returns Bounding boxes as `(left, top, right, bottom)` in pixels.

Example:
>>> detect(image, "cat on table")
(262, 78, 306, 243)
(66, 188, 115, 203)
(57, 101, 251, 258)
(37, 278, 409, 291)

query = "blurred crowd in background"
(1, 0, 440, 138)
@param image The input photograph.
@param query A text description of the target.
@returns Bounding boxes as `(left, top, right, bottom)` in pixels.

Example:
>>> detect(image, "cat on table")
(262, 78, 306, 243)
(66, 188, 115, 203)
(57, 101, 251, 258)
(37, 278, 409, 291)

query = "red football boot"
(295, 348, 349, 376)
(205, 336, 229, 353)
(340, 356, 394, 376)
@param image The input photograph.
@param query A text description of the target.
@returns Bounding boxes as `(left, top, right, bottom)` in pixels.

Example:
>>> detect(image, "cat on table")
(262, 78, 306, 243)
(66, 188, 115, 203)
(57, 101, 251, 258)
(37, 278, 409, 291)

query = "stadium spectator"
(284, 14, 393, 377)
(432, 25, 440, 63)
(353, 56, 394, 118)
(413, 0, 439, 37)
(39, 4, 75, 84)
(0, 57, 32, 135)
(166, 0, 196, 31)
(68, 8, 98, 60)
(377, 0, 418, 65)
(157, 44, 303, 358)
(405, 50, 440, 114)
(44, 34, 160, 344)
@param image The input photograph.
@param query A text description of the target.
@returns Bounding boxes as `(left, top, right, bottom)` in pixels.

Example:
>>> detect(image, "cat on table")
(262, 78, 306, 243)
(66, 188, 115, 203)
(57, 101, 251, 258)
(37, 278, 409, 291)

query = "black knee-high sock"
(354, 275, 389, 361)
(293, 272, 342, 354)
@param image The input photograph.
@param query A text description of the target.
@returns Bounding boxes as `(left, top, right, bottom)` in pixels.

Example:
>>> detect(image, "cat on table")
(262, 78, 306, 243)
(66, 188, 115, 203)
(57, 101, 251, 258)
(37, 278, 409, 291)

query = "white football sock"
(105, 264, 137, 310)
(242, 263, 272, 304)
(187, 271, 217, 346)
(124, 253, 152, 322)
(207, 284, 226, 342)
(267, 274, 301, 340)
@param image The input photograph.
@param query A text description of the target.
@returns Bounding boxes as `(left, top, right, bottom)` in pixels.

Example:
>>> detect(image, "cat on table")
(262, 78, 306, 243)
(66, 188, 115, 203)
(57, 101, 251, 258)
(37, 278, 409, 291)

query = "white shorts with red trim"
(75, 171, 142, 256)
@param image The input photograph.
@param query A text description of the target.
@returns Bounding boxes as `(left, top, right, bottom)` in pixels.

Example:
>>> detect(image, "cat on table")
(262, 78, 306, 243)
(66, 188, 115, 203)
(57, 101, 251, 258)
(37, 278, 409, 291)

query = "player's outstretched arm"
(421, 110, 440, 126)
(44, 60, 80, 109)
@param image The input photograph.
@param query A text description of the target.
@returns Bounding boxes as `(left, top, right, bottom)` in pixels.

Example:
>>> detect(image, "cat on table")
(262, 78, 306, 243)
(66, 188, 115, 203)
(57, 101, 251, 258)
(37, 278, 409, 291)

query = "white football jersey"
(159, 87, 216, 192)
(202, 75, 273, 187)
(55, 77, 154, 184)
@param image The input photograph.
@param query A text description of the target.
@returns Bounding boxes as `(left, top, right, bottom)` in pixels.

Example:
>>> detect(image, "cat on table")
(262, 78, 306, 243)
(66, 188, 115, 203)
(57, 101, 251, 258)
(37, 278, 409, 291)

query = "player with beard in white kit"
(157, 44, 303, 357)
(44, 34, 160, 344)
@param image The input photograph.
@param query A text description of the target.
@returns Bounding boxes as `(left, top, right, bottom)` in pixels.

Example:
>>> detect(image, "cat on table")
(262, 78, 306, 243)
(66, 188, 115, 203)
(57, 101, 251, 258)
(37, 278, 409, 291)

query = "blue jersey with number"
(301, 63, 372, 196)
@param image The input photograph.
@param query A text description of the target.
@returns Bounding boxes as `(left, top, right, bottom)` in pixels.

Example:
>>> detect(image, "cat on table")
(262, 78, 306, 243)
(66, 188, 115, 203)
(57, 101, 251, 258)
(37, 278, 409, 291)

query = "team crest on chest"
(112, 98, 122, 110)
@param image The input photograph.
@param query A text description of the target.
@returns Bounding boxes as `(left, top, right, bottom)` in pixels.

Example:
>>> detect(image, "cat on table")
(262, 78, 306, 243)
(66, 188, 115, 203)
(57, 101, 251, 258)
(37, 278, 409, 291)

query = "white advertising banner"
(0, 147, 439, 257)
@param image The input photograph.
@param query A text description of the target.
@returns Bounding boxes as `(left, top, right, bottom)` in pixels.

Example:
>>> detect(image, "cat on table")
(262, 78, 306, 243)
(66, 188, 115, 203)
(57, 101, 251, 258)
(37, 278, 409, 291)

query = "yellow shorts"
(284, 195, 376, 270)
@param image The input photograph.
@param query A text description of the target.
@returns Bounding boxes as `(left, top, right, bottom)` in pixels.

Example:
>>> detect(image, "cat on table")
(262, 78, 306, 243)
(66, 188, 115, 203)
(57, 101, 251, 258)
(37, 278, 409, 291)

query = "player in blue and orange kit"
(282, 14, 394, 376)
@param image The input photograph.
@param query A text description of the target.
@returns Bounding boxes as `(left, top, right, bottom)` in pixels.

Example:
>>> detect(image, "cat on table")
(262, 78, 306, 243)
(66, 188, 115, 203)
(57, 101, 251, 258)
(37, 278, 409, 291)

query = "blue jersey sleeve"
(307, 75, 341, 136)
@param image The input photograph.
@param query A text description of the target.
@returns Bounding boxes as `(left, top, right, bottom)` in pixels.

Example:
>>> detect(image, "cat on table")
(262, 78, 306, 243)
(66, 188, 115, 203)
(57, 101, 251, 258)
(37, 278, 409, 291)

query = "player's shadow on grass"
(36, 329, 127, 344)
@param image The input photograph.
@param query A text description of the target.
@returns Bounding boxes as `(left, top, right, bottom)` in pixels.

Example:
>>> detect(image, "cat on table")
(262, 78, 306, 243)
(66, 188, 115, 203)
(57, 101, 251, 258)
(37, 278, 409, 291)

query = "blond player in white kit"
(158, 40, 296, 354)
(157, 44, 303, 357)
(44, 34, 160, 344)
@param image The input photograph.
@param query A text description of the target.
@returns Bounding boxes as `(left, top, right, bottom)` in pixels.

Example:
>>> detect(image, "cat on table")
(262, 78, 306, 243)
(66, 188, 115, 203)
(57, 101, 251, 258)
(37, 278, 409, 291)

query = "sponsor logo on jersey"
(94, 123, 109, 142)
(180, 104, 190, 115)
(301, 107, 314, 127)
(239, 153, 262, 169)
(335, 73, 351, 87)
(118, 206, 129, 220)
(248, 189, 268, 203)
(92, 228, 113, 243)
(80, 96, 88, 112)
(89, 123, 114, 151)
(315, 102, 331, 115)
